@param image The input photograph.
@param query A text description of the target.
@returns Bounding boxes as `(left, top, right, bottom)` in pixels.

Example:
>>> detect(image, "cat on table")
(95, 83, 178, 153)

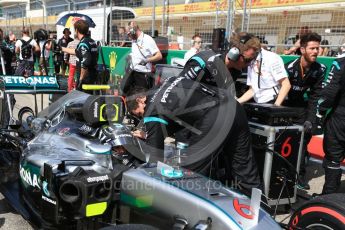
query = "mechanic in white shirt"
(237, 42, 291, 105)
(184, 34, 203, 62)
(123, 21, 162, 94)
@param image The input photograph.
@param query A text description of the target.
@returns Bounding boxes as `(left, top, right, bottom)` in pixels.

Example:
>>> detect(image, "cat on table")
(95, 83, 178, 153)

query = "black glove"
(303, 120, 313, 133)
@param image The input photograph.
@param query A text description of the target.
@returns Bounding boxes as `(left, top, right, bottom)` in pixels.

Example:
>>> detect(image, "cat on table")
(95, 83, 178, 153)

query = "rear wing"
(0, 75, 66, 95)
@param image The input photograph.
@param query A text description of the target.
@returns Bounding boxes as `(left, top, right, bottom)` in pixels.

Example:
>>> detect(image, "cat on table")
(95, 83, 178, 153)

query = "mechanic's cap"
(180, 50, 233, 89)
(63, 28, 71, 35)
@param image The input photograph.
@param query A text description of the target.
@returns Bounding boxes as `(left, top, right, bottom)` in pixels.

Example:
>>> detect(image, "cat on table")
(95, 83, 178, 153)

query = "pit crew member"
(284, 32, 326, 190)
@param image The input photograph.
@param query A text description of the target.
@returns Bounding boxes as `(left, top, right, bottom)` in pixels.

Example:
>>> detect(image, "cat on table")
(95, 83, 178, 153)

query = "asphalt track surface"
(1, 94, 345, 229)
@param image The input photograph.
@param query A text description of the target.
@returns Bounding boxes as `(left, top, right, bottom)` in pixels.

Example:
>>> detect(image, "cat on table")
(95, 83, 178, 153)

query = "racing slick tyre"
(288, 193, 345, 229)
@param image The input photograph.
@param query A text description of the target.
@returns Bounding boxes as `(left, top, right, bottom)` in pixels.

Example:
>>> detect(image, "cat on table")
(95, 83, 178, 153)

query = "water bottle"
(175, 142, 189, 169)
(164, 143, 176, 164)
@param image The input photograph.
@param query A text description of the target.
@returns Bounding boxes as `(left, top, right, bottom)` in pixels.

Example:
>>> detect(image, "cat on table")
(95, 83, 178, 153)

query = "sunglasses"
(241, 51, 260, 64)
(194, 41, 202, 44)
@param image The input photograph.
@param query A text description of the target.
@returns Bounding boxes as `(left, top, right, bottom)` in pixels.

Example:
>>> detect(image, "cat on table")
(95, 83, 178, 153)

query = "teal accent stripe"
(78, 43, 89, 50)
(191, 56, 206, 68)
(89, 150, 112, 155)
(333, 61, 340, 70)
(144, 117, 168, 125)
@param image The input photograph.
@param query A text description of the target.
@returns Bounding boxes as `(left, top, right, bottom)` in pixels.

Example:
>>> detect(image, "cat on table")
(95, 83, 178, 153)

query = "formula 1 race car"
(0, 76, 345, 229)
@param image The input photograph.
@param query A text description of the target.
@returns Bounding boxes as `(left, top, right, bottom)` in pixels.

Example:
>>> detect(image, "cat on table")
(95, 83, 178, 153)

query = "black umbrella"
(56, 13, 96, 28)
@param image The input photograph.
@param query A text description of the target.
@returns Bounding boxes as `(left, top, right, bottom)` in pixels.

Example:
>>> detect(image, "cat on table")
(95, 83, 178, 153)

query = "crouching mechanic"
(316, 56, 345, 194)
(127, 51, 261, 195)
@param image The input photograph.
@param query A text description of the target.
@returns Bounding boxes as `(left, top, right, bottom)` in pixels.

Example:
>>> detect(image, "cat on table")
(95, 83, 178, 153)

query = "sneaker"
(312, 193, 321, 198)
(297, 175, 310, 190)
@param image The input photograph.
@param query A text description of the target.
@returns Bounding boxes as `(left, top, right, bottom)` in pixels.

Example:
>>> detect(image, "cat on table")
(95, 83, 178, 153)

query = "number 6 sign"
(281, 137, 292, 158)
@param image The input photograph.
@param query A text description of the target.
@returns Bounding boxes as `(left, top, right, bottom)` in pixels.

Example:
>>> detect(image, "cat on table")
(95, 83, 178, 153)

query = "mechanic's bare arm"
(62, 47, 76, 55)
(274, 77, 291, 106)
(225, 55, 231, 69)
(34, 43, 40, 53)
(284, 47, 298, 55)
(119, 41, 126, 47)
(148, 50, 162, 63)
(80, 68, 88, 81)
(45, 41, 52, 50)
(237, 87, 254, 104)
(284, 39, 300, 55)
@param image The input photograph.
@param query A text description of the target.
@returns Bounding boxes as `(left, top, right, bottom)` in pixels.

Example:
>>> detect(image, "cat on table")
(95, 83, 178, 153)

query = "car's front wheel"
(288, 193, 345, 229)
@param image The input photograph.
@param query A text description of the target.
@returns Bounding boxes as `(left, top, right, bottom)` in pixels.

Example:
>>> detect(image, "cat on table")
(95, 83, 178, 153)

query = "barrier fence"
(98, 46, 335, 77)
(1, 0, 345, 54)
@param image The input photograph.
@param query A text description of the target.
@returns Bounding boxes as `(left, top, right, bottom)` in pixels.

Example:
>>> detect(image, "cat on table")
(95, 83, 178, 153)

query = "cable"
(273, 168, 293, 219)
(252, 145, 302, 221)
(273, 176, 286, 219)
(262, 119, 294, 148)
(264, 148, 300, 179)
(278, 212, 293, 225)
(267, 149, 299, 216)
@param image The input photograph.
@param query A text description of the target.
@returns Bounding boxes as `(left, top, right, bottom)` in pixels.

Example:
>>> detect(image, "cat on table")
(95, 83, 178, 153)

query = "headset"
(129, 27, 136, 36)
(128, 22, 138, 37)
(227, 33, 255, 61)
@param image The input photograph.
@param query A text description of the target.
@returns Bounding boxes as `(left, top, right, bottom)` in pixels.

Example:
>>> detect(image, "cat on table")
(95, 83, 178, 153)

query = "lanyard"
(300, 60, 305, 79)
(257, 52, 263, 89)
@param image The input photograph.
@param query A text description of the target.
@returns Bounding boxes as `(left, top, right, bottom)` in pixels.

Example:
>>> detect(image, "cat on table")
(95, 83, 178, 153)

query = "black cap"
(63, 28, 71, 35)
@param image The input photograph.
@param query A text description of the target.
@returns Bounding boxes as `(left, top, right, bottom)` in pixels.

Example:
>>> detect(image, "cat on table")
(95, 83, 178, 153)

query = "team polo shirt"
(246, 48, 287, 103)
(131, 32, 160, 73)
